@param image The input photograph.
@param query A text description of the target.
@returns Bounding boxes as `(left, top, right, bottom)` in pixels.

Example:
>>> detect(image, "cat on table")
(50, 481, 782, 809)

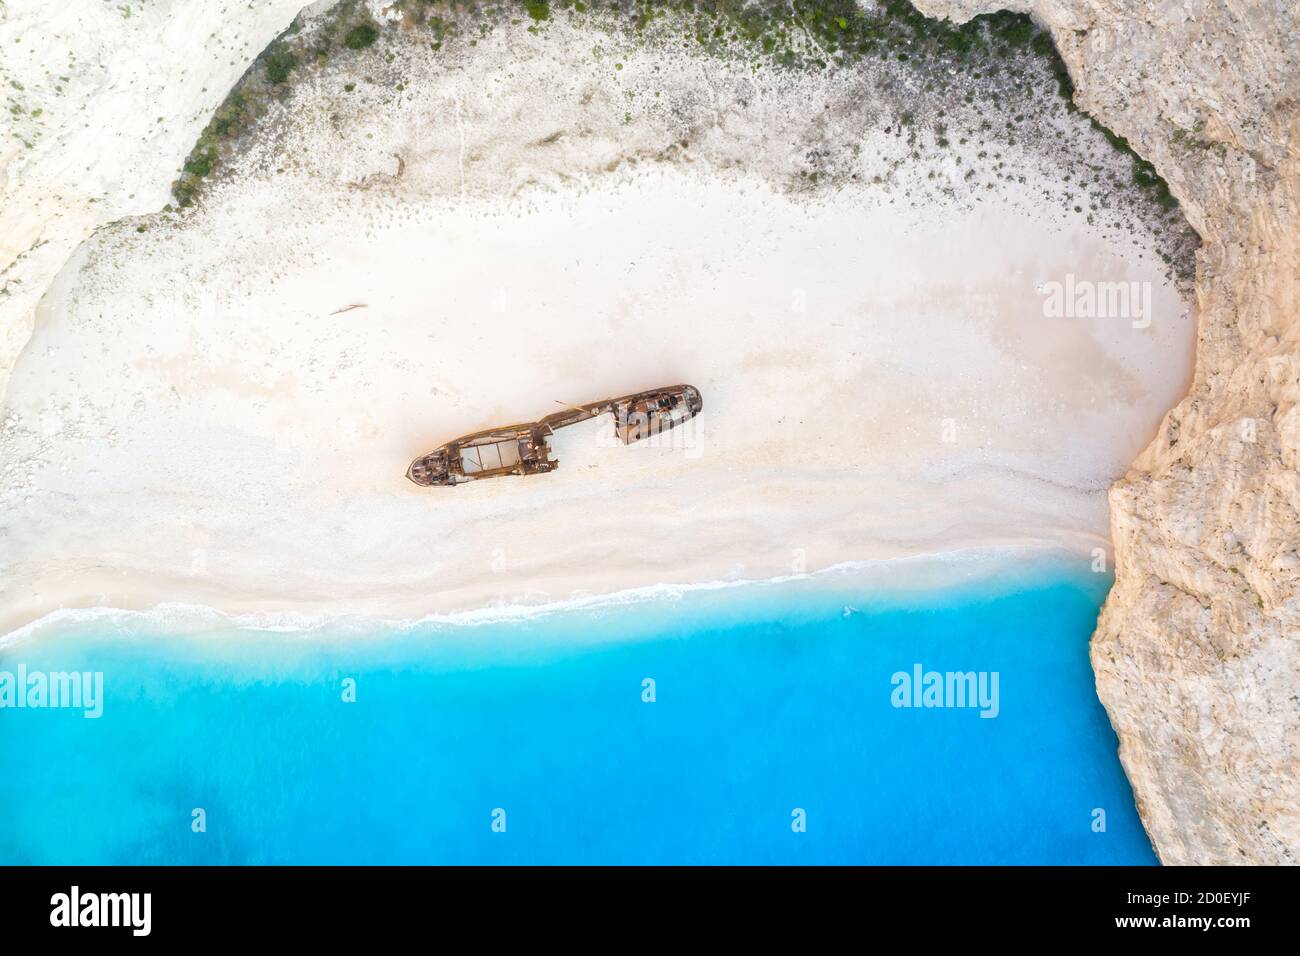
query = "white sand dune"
(0, 15, 1194, 634)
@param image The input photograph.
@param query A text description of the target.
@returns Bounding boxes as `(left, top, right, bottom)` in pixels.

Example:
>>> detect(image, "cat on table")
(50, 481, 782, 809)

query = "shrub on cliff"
(266, 49, 298, 84)
(344, 22, 379, 49)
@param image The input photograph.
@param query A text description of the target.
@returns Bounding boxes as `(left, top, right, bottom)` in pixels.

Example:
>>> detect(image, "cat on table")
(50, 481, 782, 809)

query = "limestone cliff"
(0, 0, 309, 403)
(912, 0, 1299, 863)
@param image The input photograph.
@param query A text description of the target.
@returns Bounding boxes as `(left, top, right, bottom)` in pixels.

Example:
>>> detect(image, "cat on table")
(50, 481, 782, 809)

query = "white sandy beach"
(0, 15, 1195, 636)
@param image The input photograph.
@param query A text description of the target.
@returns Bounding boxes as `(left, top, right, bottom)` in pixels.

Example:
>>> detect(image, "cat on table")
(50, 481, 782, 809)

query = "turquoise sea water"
(0, 556, 1155, 865)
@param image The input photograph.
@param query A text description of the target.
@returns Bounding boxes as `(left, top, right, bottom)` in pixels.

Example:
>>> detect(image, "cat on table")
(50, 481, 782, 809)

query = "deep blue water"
(0, 558, 1155, 864)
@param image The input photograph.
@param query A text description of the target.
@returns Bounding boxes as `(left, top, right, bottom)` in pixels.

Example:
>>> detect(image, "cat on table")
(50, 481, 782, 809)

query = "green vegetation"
(172, 0, 1178, 214)
(183, 146, 216, 177)
(265, 49, 298, 84)
(173, 88, 261, 204)
(173, 1, 383, 205)
(344, 22, 380, 49)
(1088, 116, 1177, 208)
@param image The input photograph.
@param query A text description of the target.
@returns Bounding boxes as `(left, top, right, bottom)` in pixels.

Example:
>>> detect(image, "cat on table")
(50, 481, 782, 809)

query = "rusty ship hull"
(406, 384, 703, 487)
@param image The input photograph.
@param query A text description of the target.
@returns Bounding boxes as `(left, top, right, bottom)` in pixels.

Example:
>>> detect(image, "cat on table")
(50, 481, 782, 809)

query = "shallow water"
(0, 556, 1154, 864)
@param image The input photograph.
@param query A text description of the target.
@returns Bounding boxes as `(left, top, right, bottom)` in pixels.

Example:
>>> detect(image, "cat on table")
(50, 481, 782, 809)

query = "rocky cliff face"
(913, 0, 1299, 863)
(0, 0, 309, 403)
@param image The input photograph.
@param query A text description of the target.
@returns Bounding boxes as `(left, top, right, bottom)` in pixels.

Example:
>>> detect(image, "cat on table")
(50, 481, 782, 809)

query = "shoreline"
(0, 536, 1108, 647)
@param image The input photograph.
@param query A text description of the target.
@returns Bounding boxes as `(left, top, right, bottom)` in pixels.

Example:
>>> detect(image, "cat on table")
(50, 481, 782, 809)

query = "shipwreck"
(406, 384, 703, 487)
